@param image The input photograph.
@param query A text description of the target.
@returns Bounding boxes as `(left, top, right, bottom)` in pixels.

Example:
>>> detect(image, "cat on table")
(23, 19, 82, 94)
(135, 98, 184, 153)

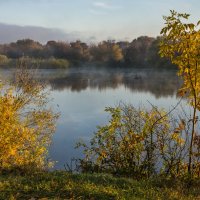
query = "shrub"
(0, 67, 59, 172)
(0, 55, 9, 66)
(77, 103, 196, 178)
(77, 104, 170, 178)
(41, 58, 70, 68)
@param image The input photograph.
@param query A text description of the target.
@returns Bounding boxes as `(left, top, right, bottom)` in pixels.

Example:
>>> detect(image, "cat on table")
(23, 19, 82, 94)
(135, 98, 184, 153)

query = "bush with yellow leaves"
(0, 68, 59, 172)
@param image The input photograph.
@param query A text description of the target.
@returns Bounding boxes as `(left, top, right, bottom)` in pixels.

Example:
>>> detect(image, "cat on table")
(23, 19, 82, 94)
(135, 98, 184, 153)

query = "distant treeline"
(0, 36, 174, 68)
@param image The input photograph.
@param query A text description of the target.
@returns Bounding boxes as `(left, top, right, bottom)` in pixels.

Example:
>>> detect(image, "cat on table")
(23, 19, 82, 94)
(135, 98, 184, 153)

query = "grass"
(0, 172, 200, 200)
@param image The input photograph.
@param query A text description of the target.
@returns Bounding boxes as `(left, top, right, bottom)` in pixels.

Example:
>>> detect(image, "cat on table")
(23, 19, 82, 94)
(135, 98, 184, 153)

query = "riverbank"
(0, 57, 70, 69)
(0, 171, 199, 199)
(0, 56, 177, 70)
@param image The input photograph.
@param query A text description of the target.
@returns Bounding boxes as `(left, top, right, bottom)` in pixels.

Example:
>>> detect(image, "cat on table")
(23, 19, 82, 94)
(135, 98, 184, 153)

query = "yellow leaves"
(184, 68, 189, 74)
(160, 13, 200, 176)
(111, 44, 123, 62)
(171, 132, 185, 145)
(179, 119, 186, 130)
(100, 151, 107, 158)
(0, 71, 58, 171)
(160, 12, 200, 113)
(9, 148, 16, 156)
(79, 104, 175, 177)
(171, 132, 179, 140)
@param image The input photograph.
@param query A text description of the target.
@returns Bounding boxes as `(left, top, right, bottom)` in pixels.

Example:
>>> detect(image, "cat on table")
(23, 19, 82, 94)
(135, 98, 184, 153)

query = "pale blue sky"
(0, 0, 199, 41)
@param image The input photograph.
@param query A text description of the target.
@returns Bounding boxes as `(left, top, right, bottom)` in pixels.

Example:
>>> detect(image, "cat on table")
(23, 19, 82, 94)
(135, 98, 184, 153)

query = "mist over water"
(0, 67, 184, 169)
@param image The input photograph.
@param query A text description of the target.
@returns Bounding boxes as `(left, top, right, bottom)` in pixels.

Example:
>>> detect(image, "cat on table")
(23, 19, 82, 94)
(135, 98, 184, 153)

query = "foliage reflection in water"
(0, 67, 184, 169)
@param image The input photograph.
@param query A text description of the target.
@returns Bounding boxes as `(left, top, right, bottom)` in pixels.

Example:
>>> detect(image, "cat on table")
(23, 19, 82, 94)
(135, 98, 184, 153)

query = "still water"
(0, 67, 183, 169)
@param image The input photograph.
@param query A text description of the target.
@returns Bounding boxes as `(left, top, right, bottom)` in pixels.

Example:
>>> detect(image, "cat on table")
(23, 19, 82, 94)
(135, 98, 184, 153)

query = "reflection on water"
(0, 67, 182, 98)
(0, 67, 183, 169)
(47, 67, 182, 98)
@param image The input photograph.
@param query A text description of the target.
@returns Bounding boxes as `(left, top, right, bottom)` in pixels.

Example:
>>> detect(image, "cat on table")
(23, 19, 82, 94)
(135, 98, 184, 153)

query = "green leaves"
(78, 104, 172, 178)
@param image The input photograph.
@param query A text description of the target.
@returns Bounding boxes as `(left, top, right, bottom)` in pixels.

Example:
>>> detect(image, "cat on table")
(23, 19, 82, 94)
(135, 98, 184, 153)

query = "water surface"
(0, 67, 184, 169)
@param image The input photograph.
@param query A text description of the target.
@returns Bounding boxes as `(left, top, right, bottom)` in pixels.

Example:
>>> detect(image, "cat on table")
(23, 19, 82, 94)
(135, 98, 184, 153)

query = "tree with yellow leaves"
(160, 10, 200, 176)
(0, 67, 59, 172)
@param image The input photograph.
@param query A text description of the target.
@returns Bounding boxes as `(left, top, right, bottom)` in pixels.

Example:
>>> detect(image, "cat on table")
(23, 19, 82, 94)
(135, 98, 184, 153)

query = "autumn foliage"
(160, 10, 200, 176)
(0, 67, 58, 172)
(78, 11, 200, 178)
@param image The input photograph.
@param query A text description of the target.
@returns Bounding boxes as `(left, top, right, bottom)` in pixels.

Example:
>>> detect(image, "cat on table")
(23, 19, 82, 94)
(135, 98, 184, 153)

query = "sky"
(0, 0, 199, 42)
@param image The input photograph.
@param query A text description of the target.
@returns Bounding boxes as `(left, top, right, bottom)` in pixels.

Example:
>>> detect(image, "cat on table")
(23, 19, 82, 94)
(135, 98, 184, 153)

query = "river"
(0, 67, 184, 169)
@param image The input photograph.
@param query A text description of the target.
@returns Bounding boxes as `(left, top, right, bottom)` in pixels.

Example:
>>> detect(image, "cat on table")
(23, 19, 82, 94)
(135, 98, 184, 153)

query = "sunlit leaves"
(78, 104, 176, 178)
(160, 10, 200, 176)
(0, 69, 59, 172)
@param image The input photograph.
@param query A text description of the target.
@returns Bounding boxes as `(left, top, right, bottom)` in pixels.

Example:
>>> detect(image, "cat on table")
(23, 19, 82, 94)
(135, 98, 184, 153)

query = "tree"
(124, 36, 154, 66)
(147, 37, 175, 68)
(45, 41, 71, 59)
(4, 39, 44, 59)
(0, 66, 59, 172)
(159, 10, 200, 175)
(70, 40, 90, 62)
(90, 41, 123, 64)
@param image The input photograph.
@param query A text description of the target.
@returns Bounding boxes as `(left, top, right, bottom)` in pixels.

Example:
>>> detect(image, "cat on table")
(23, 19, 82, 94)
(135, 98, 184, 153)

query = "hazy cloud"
(93, 1, 121, 10)
(0, 23, 82, 44)
(93, 2, 111, 9)
(90, 1, 121, 15)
